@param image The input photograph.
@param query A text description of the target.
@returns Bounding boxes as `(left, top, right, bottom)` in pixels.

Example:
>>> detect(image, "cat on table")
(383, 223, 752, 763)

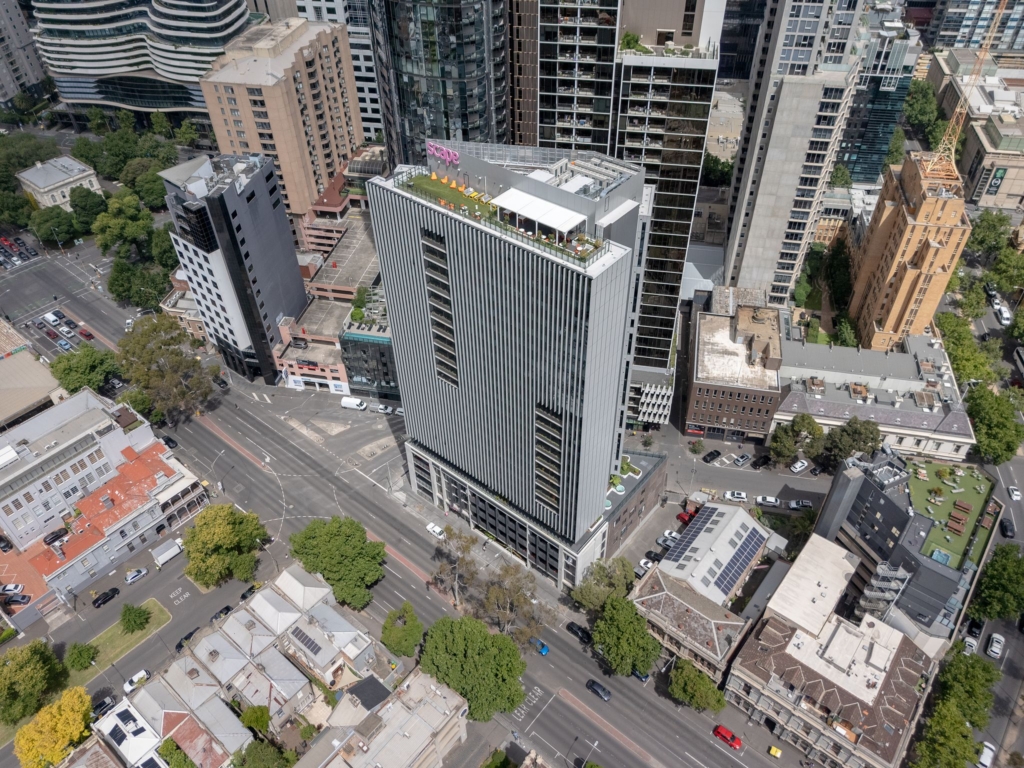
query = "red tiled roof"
(29, 527, 104, 578)
(166, 715, 228, 768)
(76, 443, 171, 531)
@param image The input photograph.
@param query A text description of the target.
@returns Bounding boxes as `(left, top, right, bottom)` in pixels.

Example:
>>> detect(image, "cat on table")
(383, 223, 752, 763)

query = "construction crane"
(924, 0, 1011, 179)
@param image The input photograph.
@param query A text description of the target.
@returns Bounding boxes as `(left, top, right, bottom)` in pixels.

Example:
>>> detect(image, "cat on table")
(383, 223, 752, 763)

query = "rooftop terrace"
(695, 312, 781, 391)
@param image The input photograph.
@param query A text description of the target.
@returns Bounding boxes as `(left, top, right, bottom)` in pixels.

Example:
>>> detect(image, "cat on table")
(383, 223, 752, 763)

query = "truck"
(341, 396, 366, 411)
(152, 537, 184, 567)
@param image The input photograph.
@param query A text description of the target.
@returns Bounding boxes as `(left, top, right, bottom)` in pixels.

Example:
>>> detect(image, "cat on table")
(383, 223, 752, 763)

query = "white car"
(124, 568, 148, 585)
(123, 669, 150, 694)
(663, 529, 681, 540)
(755, 496, 780, 508)
(396, 408, 405, 417)
(0, 584, 24, 595)
(788, 499, 814, 510)
(963, 636, 978, 655)
(723, 491, 748, 503)
(638, 559, 653, 571)
(790, 460, 809, 474)
(1010, 487, 1022, 502)
(987, 633, 1005, 659)
(376, 404, 394, 415)
(426, 522, 446, 541)
(998, 306, 1013, 327)
(58, 327, 75, 339)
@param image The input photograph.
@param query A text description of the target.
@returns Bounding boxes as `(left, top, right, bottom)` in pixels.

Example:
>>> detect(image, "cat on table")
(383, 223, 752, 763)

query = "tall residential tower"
(368, 142, 651, 586)
(161, 155, 309, 382)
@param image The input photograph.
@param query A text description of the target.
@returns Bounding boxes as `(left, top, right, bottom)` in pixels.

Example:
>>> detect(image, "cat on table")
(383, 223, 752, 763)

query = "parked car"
(123, 670, 150, 694)
(78, 328, 94, 340)
(963, 637, 978, 655)
(645, 550, 663, 563)
(631, 668, 651, 683)
(92, 588, 120, 608)
(396, 408, 405, 417)
(1001, 518, 1016, 539)
(751, 455, 772, 470)
(638, 558, 653, 571)
(755, 496, 780, 508)
(723, 491, 747, 502)
(240, 585, 257, 602)
(788, 499, 813, 510)
(713, 725, 742, 750)
(3, 594, 29, 606)
(212, 375, 228, 390)
(734, 453, 751, 467)
(92, 696, 116, 719)
(52, 310, 65, 320)
(702, 450, 722, 464)
(376, 404, 394, 415)
(161, 435, 178, 449)
(528, 637, 549, 656)
(0, 584, 24, 595)
(810, 466, 823, 476)
(1009, 486, 1022, 501)
(663, 529, 681, 541)
(26, 248, 37, 257)
(586, 679, 611, 702)
(987, 633, 1005, 659)
(57, 340, 72, 351)
(34, 320, 45, 330)
(43, 528, 67, 545)
(63, 318, 78, 329)
(985, 282, 999, 298)
(124, 568, 148, 585)
(967, 618, 985, 638)
(790, 459, 809, 473)
(58, 327, 74, 339)
(426, 522, 446, 541)
(566, 622, 592, 644)
(998, 306, 1013, 327)
(175, 628, 199, 653)
(44, 328, 58, 339)
(210, 605, 232, 623)
(655, 536, 675, 549)
(0, 535, 11, 553)
(990, 294, 1004, 309)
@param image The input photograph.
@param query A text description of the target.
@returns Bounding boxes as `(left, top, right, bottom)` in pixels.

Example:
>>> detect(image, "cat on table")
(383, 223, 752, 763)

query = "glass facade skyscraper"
(370, 0, 509, 164)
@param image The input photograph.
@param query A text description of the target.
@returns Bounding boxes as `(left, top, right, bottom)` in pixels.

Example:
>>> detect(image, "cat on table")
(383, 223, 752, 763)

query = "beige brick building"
(848, 154, 971, 351)
(200, 18, 363, 220)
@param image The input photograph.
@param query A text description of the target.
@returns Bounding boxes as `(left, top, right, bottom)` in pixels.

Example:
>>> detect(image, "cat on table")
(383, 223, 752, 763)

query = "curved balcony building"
(32, 0, 250, 113)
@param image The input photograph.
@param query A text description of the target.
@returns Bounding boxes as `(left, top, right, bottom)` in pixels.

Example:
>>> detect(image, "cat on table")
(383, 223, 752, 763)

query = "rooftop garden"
(619, 32, 652, 54)
(400, 171, 604, 264)
(907, 460, 995, 570)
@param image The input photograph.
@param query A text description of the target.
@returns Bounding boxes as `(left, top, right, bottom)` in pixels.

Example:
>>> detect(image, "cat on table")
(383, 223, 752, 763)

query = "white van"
(977, 741, 996, 768)
(341, 396, 367, 411)
(42, 312, 60, 327)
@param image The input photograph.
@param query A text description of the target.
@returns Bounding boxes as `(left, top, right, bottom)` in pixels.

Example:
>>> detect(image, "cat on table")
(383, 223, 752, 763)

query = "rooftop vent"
(186, 668, 200, 680)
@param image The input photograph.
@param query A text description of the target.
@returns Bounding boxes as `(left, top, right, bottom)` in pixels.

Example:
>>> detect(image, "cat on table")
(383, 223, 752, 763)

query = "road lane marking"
(384, 564, 404, 579)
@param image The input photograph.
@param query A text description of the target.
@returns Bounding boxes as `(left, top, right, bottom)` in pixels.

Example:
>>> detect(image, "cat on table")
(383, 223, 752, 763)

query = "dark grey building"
(368, 142, 650, 587)
(815, 449, 979, 642)
(161, 155, 308, 384)
(339, 305, 400, 402)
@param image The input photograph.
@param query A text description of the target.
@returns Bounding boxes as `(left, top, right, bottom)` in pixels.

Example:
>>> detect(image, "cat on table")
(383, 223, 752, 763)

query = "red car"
(0, 238, 10, 248)
(78, 328, 94, 340)
(713, 726, 742, 750)
(44, 328, 58, 339)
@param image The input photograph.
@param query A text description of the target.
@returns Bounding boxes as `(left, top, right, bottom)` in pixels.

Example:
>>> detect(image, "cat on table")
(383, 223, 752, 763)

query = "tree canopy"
(49, 345, 119, 394)
(68, 186, 107, 233)
(968, 543, 1024, 620)
(30, 206, 76, 245)
(701, 152, 733, 187)
(420, 616, 526, 721)
(820, 417, 881, 469)
(934, 312, 1001, 385)
(0, 134, 60, 194)
(150, 111, 172, 139)
(289, 516, 386, 609)
(966, 210, 1012, 260)
(240, 705, 270, 733)
(135, 170, 168, 210)
(92, 191, 153, 259)
(591, 596, 661, 677)
(886, 126, 906, 167)
(381, 601, 425, 658)
(234, 741, 296, 768)
(904, 80, 938, 132)
(990, 245, 1024, 293)
(0, 640, 67, 726)
(571, 557, 636, 612)
(117, 314, 217, 422)
(120, 603, 151, 634)
(966, 386, 1024, 465)
(830, 164, 852, 188)
(939, 645, 1001, 729)
(770, 413, 824, 465)
(63, 643, 97, 671)
(433, 526, 479, 608)
(151, 223, 178, 271)
(13, 687, 92, 768)
(157, 740, 197, 768)
(956, 276, 989, 320)
(667, 660, 726, 713)
(911, 697, 979, 768)
(183, 504, 266, 588)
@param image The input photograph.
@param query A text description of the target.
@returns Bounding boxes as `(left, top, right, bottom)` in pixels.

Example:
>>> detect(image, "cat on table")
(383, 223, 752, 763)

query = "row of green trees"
(903, 79, 965, 158)
(769, 413, 882, 470)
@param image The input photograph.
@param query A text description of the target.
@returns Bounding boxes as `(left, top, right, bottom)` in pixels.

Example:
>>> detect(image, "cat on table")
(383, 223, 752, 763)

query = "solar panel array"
(291, 626, 323, 656)
(108, 725, 126, 746)
(663, 506, 716, 566)
(142, 758, 160, 768)
(714, 529, 767, 594)
(116, 710, 136, 726)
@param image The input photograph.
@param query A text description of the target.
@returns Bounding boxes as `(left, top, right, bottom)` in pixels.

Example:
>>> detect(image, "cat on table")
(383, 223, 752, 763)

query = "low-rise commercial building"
(160, 270, 209, 344)
(275, 300, 351, 394)
(774, 333, 975, 461)
(339, 289, 398, 403)
(0, 320, 68, 430)
(684, 297, 782, 443)
(17, 158, 100, 212)
(725, 535, 935, 768)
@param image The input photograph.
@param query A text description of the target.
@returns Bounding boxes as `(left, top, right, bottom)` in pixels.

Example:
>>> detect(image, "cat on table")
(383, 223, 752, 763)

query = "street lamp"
(584, 740, 599, 764)
(50, 227, 65, 256)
